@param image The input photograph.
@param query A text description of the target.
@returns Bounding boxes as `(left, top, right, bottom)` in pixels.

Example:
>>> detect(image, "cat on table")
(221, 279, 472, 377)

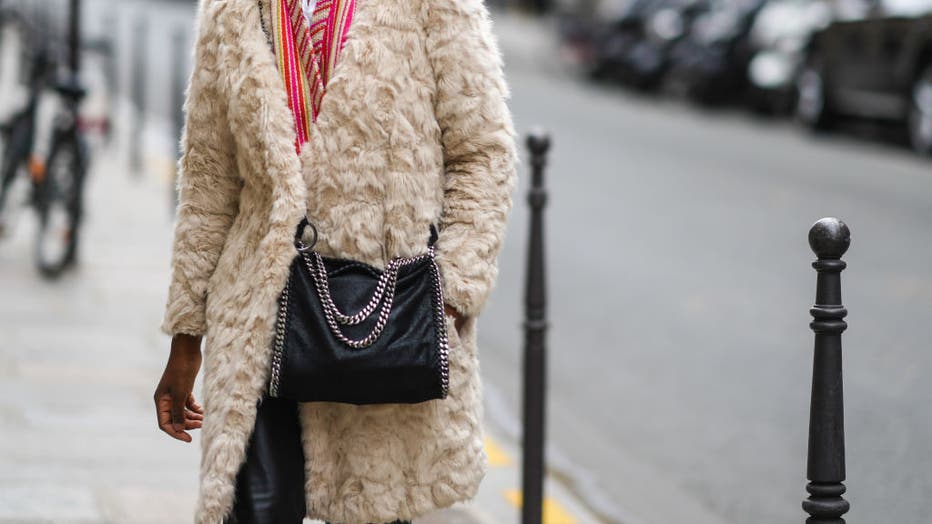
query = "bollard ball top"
(526, 128, 551, 156)
(809, 217, 850, 259)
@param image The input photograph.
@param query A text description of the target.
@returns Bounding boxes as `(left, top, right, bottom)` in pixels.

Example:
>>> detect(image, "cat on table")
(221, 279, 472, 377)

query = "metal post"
(67, 0, 80, 74)
(803, 217, 851, 524)
(522, 129, 551, 524)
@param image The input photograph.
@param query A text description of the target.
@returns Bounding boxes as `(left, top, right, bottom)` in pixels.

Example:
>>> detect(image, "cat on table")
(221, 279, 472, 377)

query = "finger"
(156, 395, 173, 431)
(154, 396, 193, 442)
(184, 418, 203, 430)
(185, 409, 204, 421)
(186, 394, 204, 415)
(156, 394, 179, 424)
(170, 395, 186, 433)
(158, 410, 193, 441)
(160, 420, 193, 442)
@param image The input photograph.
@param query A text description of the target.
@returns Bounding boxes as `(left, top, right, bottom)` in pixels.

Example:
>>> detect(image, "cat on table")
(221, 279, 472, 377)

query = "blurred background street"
(1, 0, 932, 523)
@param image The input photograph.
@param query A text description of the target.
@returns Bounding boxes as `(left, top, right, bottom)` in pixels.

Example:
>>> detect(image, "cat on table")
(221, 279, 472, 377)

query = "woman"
(152, 0, 518, 522)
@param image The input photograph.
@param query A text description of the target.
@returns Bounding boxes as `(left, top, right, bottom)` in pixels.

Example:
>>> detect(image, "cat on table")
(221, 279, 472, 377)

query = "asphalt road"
(480, 43, 932, 524)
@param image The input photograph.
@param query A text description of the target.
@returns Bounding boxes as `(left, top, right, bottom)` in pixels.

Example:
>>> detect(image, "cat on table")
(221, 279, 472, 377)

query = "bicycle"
(0, 1, 91, 279)
(32, 75, 90, 278)
(0, 9, 52, 243)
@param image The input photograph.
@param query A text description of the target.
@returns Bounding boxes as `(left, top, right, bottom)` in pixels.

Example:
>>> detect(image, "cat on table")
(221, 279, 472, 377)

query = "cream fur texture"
(161, 0, 518, 522)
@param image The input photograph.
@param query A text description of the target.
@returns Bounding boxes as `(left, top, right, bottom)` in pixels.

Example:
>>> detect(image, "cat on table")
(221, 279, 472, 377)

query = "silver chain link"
(428, 256, 450, 397)
(268, 276, 291, 397)
(308, 254, 397, 325)
(305, 248, 435, 348)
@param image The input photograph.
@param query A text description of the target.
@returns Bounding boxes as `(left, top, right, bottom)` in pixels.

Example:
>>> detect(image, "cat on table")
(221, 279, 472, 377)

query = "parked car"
(555, 0, 710, 87)
(745, 0, 835, 112)
(796, 0, 932, 153)
(619, 0, 710, 88)
(664, 0, 769, 102)
(555, 0, 653, 78)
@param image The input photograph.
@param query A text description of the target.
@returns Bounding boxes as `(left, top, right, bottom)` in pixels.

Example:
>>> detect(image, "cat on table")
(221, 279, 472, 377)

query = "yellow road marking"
(504, 489, 579, 524)
(484, 437, 512, 467)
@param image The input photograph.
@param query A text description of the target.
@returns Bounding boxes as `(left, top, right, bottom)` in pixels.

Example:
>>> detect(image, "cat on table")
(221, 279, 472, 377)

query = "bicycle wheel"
(0, 119, 30, 238)
(34, 132, 85, 278)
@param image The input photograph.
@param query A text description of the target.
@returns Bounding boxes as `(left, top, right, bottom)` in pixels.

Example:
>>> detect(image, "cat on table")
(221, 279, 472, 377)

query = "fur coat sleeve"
(161, 1, 241, 337)
(424, 0, 519, 319)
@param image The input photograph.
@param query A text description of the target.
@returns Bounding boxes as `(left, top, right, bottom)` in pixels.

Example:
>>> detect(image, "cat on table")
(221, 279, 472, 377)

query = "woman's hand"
(444, 304, 466, 335)
(154, 334, 204, 443)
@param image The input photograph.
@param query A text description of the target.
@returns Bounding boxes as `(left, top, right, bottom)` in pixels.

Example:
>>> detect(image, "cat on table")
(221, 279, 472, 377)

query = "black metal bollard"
(67, 0, 81, 74)
(522, 129, 550, 524)
(803, 217, 851, 524)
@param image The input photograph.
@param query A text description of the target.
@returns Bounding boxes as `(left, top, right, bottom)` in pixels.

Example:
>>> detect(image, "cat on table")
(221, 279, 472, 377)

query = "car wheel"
(908, 64, 932, 155)
(795, 60, 834, 130)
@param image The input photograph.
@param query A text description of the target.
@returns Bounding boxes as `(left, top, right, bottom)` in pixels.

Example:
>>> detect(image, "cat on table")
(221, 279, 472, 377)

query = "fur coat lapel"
(163, 0, 518, 522)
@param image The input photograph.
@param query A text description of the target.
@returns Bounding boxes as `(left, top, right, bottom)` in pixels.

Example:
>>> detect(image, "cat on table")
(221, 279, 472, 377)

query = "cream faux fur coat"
(160, 0, 517, 522)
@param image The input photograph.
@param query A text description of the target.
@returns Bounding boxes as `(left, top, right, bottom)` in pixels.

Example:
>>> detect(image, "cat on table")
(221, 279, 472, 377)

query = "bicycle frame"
(0, 34, 52, 215)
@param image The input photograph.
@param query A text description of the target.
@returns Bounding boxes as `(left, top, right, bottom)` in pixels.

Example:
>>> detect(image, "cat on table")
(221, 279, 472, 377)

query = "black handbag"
(267, 218, 450, 405)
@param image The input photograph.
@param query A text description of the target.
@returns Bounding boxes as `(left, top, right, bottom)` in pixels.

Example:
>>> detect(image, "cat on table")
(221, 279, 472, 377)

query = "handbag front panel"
(278, 255, 444, 404)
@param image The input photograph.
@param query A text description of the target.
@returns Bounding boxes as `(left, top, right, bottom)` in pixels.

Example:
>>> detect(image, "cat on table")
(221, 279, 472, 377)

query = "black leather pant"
(226, 396, 410, 524)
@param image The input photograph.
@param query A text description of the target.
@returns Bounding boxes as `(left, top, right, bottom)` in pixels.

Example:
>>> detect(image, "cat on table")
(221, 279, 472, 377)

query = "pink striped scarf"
(270, 0, 356, 152)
